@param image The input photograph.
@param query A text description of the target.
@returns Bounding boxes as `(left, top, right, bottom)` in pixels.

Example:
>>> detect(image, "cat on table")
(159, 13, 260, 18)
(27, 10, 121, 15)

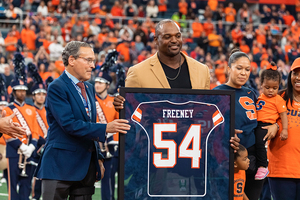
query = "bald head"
(155, 19, 180, 37)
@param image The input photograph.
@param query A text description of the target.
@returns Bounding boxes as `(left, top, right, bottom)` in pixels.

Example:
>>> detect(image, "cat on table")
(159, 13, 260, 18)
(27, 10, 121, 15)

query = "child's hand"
(280, 129, 288, 140)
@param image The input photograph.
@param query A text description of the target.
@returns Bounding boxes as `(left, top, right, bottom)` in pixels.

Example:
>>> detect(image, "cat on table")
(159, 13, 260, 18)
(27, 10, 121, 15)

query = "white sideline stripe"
(0, 193, 8, 196)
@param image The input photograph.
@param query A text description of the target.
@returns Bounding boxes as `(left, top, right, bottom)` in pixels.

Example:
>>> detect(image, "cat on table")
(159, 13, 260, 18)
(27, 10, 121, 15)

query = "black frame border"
(118, 87, 235, 200)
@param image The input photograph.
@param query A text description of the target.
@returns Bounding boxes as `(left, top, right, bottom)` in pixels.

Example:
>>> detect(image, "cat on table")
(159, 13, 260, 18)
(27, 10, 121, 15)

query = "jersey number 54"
(153, 123, 202, 169)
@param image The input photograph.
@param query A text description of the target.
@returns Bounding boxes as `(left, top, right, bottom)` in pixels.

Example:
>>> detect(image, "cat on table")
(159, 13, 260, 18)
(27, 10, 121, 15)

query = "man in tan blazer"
(114, 19, 240, 151)
(125, 51, 210, 89)
(125, 19, 210, 89)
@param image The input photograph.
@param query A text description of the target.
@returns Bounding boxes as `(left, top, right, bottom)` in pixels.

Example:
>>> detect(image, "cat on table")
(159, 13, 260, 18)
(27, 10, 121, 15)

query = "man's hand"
(96, 159, 105, 181)
(113, 95, 125, 111)
(0, 110, 26, 138)
(106, 119, 130, 134)
(99, 159, 105, 180)
(230, 129, 242, 153)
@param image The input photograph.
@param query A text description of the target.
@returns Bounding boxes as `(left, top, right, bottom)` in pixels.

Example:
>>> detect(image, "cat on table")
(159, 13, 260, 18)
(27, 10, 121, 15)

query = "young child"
(234, 144, 249, 200)
(255, 61, 288, 180)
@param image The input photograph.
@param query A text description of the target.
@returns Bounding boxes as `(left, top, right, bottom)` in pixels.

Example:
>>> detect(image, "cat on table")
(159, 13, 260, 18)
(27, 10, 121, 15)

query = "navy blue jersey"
(130, 100, 224, 197)
(214, 85, 257, 148)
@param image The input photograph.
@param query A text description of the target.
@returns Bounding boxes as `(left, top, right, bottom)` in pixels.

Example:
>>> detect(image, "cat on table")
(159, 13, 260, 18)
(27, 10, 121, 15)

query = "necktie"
(76, 82, 87, 102)
(76, 82, 89, 117)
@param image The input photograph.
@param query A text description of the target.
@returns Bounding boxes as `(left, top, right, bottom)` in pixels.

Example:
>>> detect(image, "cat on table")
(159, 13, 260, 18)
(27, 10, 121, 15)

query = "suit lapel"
(184, 54, 199, 89)
(61, 72, 89, 121)
(150, 53, 170, 88)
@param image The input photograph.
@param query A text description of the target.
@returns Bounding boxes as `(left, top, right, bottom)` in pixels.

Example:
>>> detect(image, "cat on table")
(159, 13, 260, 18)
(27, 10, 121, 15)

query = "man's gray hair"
(62, 41, 92, 67)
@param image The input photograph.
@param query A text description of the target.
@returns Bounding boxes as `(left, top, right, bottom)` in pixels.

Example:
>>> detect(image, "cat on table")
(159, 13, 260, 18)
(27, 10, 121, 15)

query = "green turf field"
(0, 172, 118, 200)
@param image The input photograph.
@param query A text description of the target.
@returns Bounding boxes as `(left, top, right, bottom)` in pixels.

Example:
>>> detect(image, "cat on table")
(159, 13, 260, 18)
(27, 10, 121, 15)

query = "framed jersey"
(119, 88, 235, 200)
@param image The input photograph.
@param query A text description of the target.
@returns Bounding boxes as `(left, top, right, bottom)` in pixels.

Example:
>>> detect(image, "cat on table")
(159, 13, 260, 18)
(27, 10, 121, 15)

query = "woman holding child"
(214, 49, 278, 200)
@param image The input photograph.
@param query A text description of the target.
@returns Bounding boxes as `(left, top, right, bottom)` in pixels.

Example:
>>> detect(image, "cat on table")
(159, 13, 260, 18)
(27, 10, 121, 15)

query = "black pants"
(254, 122, 270, 168)
(42, 154, 96, 200)
(245, 145, 265, 200)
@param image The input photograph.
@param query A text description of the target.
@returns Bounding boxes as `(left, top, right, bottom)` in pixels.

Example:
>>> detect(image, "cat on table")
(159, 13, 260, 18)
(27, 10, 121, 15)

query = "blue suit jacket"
(36, 72, 106, 181)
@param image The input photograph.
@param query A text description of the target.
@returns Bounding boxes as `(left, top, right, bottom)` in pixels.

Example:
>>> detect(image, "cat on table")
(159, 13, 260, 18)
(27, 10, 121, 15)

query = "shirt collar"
(14, 100, 25, 107)
(65, 70, 80, 84)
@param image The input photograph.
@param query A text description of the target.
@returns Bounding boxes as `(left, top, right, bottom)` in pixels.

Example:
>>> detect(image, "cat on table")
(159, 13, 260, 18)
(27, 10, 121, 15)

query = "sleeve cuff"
(7, 139, 22, 150)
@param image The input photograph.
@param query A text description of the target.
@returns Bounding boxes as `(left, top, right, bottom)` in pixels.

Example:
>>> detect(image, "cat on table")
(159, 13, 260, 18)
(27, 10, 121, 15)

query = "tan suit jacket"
(125, 52, 210, 89)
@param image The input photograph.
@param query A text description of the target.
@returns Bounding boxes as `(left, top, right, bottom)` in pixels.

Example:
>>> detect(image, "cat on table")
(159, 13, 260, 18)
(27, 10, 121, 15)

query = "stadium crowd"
(0, 0, 298, 96)
(0, 0, 300, 199)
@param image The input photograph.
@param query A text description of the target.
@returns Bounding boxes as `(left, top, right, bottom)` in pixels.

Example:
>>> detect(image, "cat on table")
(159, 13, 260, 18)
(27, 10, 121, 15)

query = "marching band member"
(28, 63, 52, 200)
(3, 54, 39, 200)
(0, 74, 9, 187)
(95, 72, 119, 200)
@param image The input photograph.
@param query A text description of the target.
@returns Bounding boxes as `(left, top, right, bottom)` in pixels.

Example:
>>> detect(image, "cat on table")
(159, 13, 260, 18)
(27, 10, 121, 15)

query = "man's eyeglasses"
(77, 56, 96, 65)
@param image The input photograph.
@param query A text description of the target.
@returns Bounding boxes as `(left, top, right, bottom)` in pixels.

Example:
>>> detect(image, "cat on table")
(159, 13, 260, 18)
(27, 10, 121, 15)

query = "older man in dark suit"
(35, 41, 130, 200)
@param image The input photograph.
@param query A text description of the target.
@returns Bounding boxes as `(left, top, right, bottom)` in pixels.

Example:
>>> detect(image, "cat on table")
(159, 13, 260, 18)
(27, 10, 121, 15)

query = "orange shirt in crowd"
(252, 47, 260, 55)
(4, 35, 18, 52)
(282, 29, 289, 37)
(256, 94, 287, 124)
(82, 21, 90, 38)
(225, 7, 236, 22)
(97, 33, 107, 44)
(208, 33, 221, 47)
(291, 25, 300, 38)
(21, 28, 30, 44)
(178, 1, 188, 15)
(52, 0, 60, 6)
(43, 40, 52, 54)
(210, 82, 218, 89)
(207, 0, 218, 11)
(89, 0, 101, 14)
(240, 44, 250, 54)
(116, 43, 130, 62)
(231, 29, 243, 44)
(285, 44, 292, 54)
(25, 30, 37, 50)
(283, 15, 295, 26)
(158, 0, 167, 12)
(137, 54, 146, 63)
(234, 170, 246, 200)
(203, 22, 214, 36)
(297, 0, 300, 12)
(105, 20, 114, 29)
(55, 60, 65, 73)
(111, 6, 123, 16)
(40, 72, 52, 81)
(192, 22, 204, 38)
(256, 30, 266, 45)
(12, 30, 20, 39)
(108, 37, 118, 44)
(94, 18, 102, 25)
(215, 67, 226, 84)
(250, 61, 258, 71)
(260, 60, 270, 68)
